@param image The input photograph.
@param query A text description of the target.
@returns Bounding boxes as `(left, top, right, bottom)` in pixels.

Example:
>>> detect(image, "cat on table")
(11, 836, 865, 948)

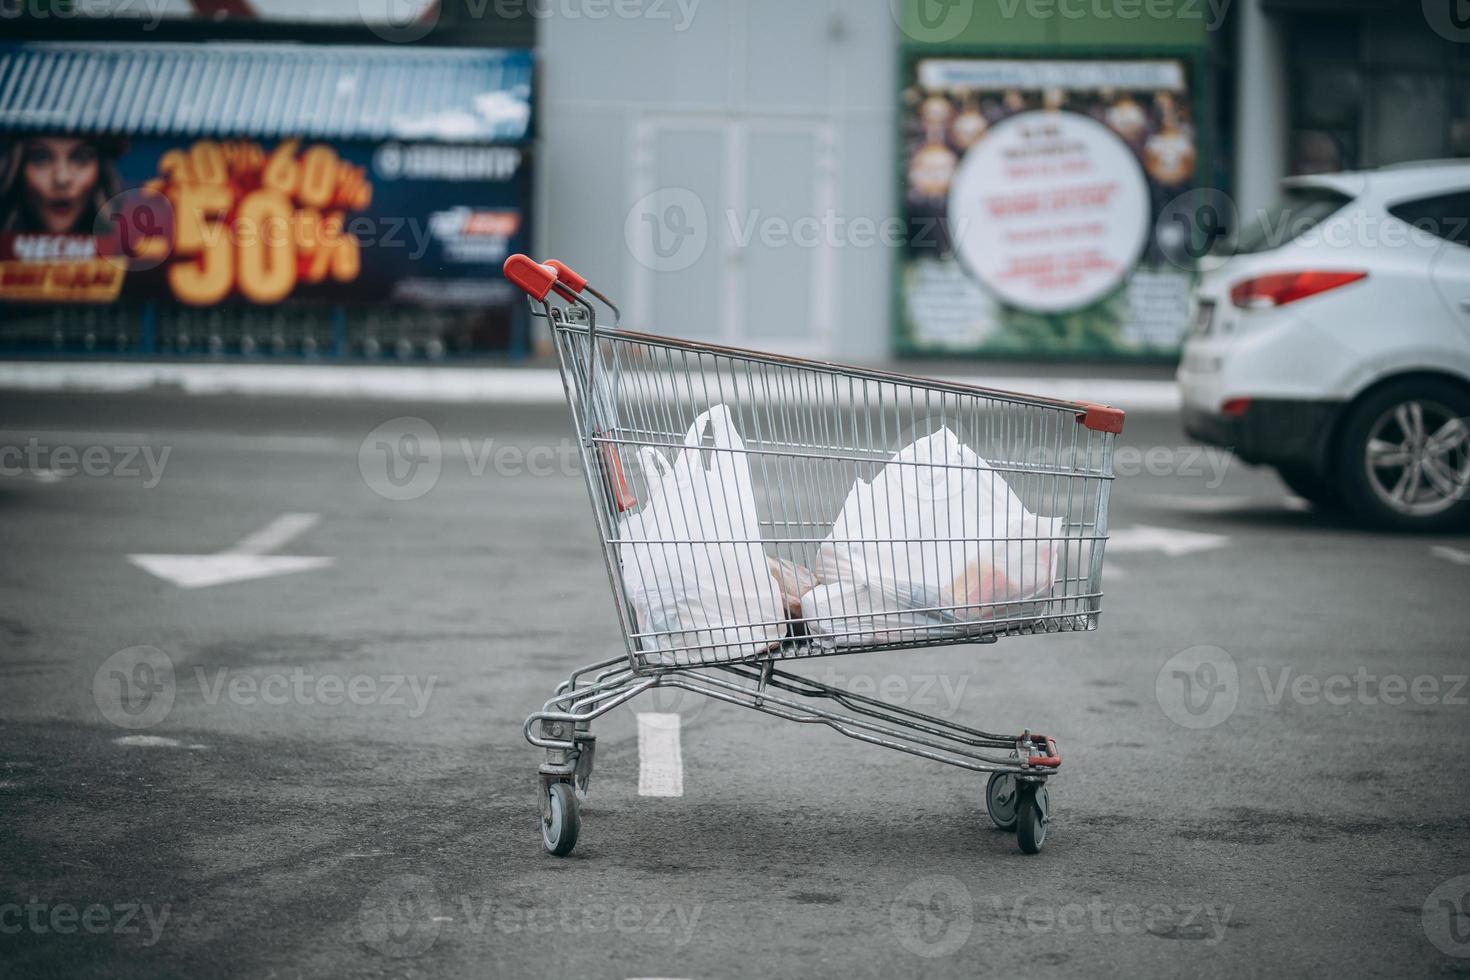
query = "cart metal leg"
(524, 656, 1059, 857)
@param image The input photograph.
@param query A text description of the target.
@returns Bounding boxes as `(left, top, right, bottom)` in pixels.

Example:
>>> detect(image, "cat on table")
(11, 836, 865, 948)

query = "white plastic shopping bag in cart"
(803, 427, 1061, 645)
(618, 405, 786, 665)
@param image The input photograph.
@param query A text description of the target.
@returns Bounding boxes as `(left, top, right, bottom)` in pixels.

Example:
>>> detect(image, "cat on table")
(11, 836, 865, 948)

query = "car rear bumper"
(1182, 399, 1343, 473)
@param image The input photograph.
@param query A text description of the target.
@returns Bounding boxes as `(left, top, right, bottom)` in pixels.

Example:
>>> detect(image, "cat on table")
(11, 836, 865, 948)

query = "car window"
(1387, 191, 1470, 248)
(1233, 187, 1353, 255)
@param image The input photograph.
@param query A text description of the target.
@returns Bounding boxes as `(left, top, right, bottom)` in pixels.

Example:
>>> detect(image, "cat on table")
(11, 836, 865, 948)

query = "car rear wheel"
(1336, 380, 1470, 531)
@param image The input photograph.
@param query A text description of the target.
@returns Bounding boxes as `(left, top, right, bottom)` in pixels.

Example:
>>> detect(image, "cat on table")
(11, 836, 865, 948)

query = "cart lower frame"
(526, 648, 1059, 855)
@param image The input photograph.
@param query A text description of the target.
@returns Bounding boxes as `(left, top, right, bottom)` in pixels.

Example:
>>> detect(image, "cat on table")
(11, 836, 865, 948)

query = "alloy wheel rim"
(1364, 400, 1470, 517)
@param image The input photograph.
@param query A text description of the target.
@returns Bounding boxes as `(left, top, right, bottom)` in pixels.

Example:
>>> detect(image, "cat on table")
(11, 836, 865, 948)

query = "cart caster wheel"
(985, 772, 1019, 831)
(1016, 784, 1049, 855)
(542, 781, 580, 857)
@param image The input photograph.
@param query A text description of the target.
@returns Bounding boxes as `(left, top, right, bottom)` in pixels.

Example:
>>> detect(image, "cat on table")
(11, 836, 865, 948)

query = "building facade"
(7, 2, 1462, 362)
(540, 0, 1220, 360)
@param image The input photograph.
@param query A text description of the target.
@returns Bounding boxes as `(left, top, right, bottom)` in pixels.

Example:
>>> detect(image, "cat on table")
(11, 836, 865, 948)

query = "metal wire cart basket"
(505, 255, 1124, 856)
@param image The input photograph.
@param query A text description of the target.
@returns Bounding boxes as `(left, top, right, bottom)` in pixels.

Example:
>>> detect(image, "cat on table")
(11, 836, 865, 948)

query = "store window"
(1289, 10, 1470, 173)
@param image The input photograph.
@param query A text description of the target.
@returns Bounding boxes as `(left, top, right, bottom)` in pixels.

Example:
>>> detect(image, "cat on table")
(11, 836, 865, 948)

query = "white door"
(628, 115, 838, 355)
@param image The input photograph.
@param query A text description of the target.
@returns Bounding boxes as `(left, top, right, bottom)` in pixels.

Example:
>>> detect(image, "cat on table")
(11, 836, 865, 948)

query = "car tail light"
(1229, 271, 1367, 310)
(1221, 398, 1252, 417)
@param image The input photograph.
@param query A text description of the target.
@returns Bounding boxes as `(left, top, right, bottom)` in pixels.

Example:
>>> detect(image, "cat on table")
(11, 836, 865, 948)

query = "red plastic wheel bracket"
(1026, 734, 1061, 768)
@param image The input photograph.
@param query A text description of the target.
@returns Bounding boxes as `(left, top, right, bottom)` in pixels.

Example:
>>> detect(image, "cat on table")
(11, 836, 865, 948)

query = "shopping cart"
(504, 255, 1124, 857)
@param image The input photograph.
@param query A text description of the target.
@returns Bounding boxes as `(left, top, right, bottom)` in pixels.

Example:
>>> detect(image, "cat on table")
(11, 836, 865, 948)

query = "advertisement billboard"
(899, 57, 1203, 358)
(1, 0, 441, 25)
(0, 133, 531, 310)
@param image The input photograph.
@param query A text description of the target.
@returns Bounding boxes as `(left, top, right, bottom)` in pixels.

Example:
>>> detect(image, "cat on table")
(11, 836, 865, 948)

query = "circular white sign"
(948, 110, 1150, 313)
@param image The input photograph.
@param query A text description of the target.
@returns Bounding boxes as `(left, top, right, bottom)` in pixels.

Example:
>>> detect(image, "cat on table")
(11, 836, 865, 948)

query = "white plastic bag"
(803, 427, 1060, 645)
(618, 405, 786, 665)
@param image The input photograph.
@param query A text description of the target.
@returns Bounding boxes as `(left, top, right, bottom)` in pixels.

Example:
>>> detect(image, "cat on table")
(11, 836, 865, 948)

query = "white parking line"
(112, 736, 208, 749)
(1431, 546, 1470, 566)
(636, 713, 684, 798)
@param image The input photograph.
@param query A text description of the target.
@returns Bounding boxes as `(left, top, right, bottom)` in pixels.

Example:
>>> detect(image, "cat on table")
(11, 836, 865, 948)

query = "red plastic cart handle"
(1026, 734, 1061, 768)
(503, 254, 559, 302)
(545, 260, 588, 295)
(1077, 403, 1126, 434)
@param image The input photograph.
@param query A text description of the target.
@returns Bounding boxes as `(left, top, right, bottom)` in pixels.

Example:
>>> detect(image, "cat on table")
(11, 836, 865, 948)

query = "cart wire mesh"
(553, 320, 1118, 673)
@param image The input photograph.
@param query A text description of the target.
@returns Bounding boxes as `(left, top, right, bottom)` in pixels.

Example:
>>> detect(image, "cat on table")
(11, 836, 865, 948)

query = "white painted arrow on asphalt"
(129, 513, 333, 589)
(1431, 546, 1470, 566)
(1107, 524, 1230, 557)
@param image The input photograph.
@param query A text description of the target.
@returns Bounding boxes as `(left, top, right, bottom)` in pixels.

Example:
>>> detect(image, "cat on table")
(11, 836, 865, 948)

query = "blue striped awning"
(0, 42, 533, 142)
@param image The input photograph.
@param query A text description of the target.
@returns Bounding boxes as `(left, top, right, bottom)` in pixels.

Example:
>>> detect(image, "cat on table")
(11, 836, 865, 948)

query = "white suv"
(1178, 162, 1470, 530)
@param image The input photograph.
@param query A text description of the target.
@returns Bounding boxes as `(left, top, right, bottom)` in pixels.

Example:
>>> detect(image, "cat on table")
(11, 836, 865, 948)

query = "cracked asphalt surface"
(2, 389, 1469, 979)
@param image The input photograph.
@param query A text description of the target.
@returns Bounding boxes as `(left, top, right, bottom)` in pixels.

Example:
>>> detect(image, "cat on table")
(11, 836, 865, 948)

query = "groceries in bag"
(768, 557, 818, 619)
(802, 427, 1061, 645)
(617, 405, 787, 665)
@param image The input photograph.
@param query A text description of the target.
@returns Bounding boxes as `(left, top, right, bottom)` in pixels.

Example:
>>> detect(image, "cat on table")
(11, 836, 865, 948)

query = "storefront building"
(1236, 0, 1470, 218)
(21, 4, 1459, 363)
(541, 1, 1220, 361)
(0, 1, 537, 359)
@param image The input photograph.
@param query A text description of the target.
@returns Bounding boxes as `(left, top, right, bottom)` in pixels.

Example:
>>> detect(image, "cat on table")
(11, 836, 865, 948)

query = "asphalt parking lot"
(2, 389, 1469, 979)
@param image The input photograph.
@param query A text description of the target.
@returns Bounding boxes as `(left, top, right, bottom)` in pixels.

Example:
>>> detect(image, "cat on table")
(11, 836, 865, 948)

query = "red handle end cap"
(1077, 403, 1126, 434)
(503, 253, 559, 302)
(545, 259, 588, 295)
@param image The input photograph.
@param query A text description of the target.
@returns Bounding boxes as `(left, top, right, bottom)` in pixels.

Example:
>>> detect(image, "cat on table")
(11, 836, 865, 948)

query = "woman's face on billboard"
(22, 137, 100, 234)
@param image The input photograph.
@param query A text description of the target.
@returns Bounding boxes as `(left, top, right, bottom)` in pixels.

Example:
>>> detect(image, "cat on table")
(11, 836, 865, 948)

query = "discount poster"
(899, 58, 1202, 357)
(0, 134, 531, 310)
